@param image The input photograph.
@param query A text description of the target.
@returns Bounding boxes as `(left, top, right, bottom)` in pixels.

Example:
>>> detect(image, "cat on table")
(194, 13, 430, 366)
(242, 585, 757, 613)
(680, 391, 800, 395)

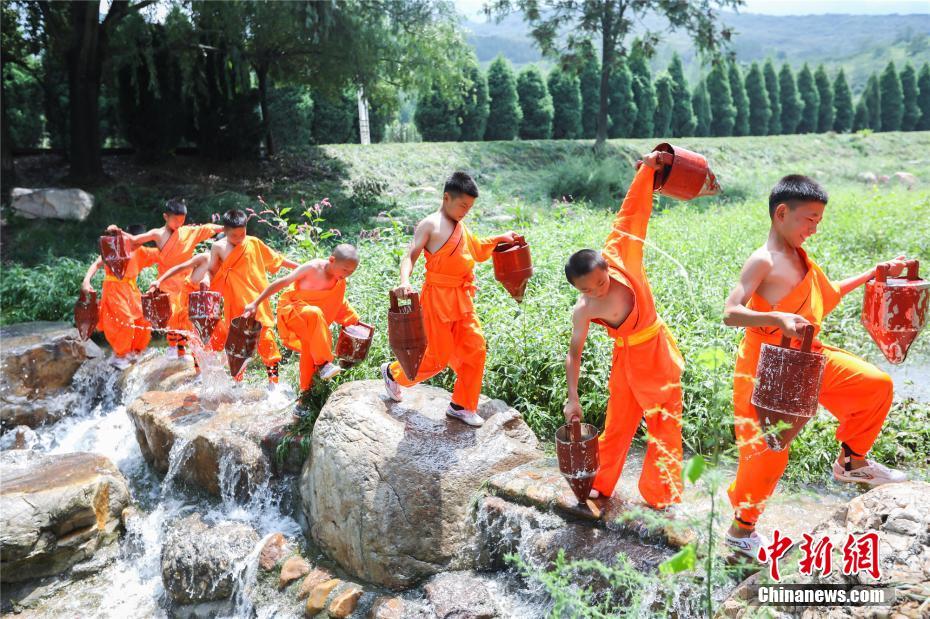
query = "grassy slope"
(3, 132, 929, 481)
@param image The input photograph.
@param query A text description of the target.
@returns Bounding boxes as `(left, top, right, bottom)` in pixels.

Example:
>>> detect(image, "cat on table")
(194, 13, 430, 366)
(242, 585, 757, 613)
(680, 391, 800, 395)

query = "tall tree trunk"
(66, 1, 104, 183)
(1, 70, 14, 195)
(595, 1, 614, 152)
(257, 65, 275, 156)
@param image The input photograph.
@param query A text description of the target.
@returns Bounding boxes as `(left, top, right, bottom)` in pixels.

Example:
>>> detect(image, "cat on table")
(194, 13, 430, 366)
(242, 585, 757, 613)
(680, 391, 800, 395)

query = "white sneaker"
(445, 405, 484, 427)
(381, 363, 402, 402)
(833, 459, 907, 486)
(724, 530, 766, 561)
(319, 362, 343, 381)
(110, 355, 132, 370)
(589, 489, 601, 499)
(164, 347, 179, 359)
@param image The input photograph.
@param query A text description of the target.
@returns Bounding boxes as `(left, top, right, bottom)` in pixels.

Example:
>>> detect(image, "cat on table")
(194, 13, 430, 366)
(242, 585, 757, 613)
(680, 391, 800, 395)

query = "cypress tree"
(728, 60, 750, 136)
(745, 62, 771, 135)
(853, 97, 870, 132)
(653, 74, 674, 137)
(779, 63, 802, 134)
(707, 63, 735, 136)
(516, 65, 553, 139)
(579, 47, 601, 139)
(548, 67, 582, 139)
(814, 65, 834, 133)
(667, 53, 696, 137)
(629, 46, 656, 137)
(414, 81, 461, 142)
(864, 73, 881, 131)
(607, 58, 637, 138)
(763, 59, 782, 134)
(916, 63, 930, 131)
(460, 58, 489, 141)
(879, 61, 904, 132)
(832, 69, 854, 133)
(485, 55, 522, 141)
(796, 64, 820, 133)
(899, 63, 921, 131)
(692, 78, 712, 136)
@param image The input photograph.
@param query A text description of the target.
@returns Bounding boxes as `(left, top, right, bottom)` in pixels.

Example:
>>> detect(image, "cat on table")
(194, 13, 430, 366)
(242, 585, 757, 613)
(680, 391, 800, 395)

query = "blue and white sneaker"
(381, 363, 402, 402)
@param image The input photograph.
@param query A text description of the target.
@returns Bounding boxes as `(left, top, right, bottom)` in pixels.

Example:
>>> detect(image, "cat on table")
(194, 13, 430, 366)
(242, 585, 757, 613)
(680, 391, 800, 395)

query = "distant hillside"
(465, 11, 930, 92)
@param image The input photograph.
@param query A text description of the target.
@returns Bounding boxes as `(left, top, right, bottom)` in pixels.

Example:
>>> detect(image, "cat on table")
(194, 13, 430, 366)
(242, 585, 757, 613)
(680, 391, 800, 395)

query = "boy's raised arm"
(835, 254, 907, 296)
(107, 224, 160, 246)
(148, 254, 203, 292)
(242, 263, 309, 319)
(722, 253, 811, 338)
(603, 153, 666, 269)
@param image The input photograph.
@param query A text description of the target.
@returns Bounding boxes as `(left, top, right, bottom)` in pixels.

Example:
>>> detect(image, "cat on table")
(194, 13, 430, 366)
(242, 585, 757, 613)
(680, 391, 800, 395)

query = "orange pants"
(279, 305, 333, 391)
(389, 312, 486, 411)
(593, 346, 684, 508)
(728, 341, 892, 527)
(102, 317, 151, 358)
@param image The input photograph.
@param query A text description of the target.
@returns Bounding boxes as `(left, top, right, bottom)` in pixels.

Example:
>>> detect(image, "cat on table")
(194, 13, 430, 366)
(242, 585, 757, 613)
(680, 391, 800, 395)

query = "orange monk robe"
(155, 225, 220, 345)
(277, 279, 359, 391)
(98, 246, 160, 357)
(728, 249, 893, 527)
(212, 236, 285, 366)
(388, 222, 498, 411)
(589, 164, 685, 508)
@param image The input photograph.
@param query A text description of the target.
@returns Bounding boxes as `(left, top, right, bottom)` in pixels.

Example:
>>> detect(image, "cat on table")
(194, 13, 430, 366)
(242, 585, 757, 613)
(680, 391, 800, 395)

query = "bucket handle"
(876, 259, 921, 283)
(389, 289, 419, 313)
(199, 282, 209, 293)
(495, 234, 526, 251)
(779, 324, 815, 353)
(569, 415, 582, 442)
(352, 321, 375, 337)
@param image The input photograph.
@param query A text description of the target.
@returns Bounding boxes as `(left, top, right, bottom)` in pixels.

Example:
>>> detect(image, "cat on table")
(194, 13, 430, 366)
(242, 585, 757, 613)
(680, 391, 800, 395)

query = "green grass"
(3, 131, 929, 482)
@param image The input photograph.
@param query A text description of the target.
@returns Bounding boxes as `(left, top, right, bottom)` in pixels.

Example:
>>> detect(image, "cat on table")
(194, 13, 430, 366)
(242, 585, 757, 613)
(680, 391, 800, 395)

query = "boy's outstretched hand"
(81, 282, 94, 294)
(496, 231, 518, 244)
(638, 151, 673, 171)
(241, 303, 257, 320)
(879, 255, 908, 278)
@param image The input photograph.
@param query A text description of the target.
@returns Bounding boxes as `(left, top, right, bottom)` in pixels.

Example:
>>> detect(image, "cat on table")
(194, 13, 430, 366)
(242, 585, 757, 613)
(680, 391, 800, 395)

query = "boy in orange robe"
(81, 225, 160, 369)
(110, 198, 222, 357)
(722, 175, 908, 559)
(562, 152, 685, 509)
(243, 244, 361, 416)
(149, 252, 228, 359)
(381, 172, 516, 427)
(203, 209, 298, 387)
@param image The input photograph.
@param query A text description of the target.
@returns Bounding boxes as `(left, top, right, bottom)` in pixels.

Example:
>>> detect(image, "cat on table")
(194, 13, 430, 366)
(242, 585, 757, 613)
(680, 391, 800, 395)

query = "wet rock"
(0, 451, 130, 583)
(297, 567, 334, 600)
(259, 532, 291, 571)
(476, 495, 671, 574)
(369, 596, 405, 619)
(328, 584, 363, 618)
(0, 322, 102, 432)
(11, 188, 94, 221)
(305, 578, 341, 615)
(118, 353, 197, 396)
(160, 513, 259, 606)
(279, 555, 310, 589)
(720, 481, 930, 618)
(487, 458, 693, 548)
(301, 380, 541, 588)
(0, 425, 38, 450)
(127, 389, 294, 498)
(423, 572, 498, 619)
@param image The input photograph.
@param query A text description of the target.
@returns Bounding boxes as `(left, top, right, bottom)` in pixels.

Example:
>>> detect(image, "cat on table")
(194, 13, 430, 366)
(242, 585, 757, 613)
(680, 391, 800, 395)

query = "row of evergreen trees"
(414, 53, 930, 142)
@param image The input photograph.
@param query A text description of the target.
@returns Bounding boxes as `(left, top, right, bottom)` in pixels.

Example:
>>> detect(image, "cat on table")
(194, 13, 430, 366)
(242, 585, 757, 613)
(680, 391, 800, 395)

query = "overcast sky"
(456, 0, 930, 19)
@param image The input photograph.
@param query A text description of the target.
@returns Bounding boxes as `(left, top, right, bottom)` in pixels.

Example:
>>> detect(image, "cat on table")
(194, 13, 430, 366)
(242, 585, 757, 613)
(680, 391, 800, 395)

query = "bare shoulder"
(744, 246, 775, 274)
(572, 296, 593, 322)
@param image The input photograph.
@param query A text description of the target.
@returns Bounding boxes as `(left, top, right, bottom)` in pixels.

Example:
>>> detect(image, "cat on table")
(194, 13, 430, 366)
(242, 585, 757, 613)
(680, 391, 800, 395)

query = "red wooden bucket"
(651, 143, 720, 200)
(74, 290, 98, 341)
(492, 235, 533, 303)
(387, 290, 427, 380)
(141, 288, 172, 330)
(226, 315, 262, 379)
(861, 260, 929, 364)
(751, 325, 826, 451)
(99, 232, 132, 280)
(335, 322, 375, 368)
(555, 416, 600, 504)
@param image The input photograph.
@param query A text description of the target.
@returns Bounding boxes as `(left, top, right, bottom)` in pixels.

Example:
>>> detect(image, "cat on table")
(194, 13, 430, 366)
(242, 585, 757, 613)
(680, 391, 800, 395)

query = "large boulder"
(11, 188, 94, 221)
(300, 380, 542, 589)
(160, 513, 260, 608)
(126, 389, 296, 498)
(0, 451, 130, 583)
(0, 322, 103, 432)
(720, 481, 930, 618)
